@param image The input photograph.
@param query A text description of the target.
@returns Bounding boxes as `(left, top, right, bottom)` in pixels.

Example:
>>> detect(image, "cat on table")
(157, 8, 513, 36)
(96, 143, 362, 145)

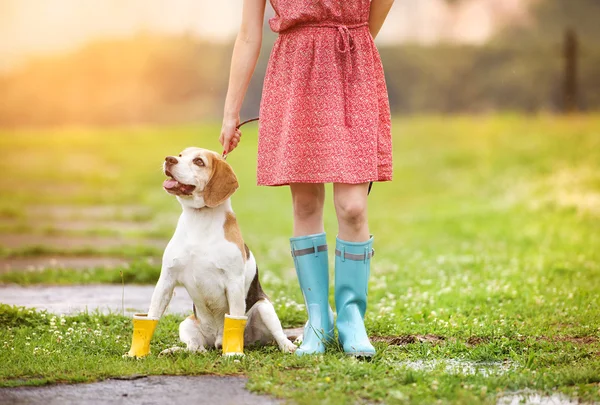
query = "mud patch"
(0, 256, 131, 273)
(372, 334, 446, 346)
(466, 336, 490, 346)
(544, 336, 598, 344)
(518, 336, 599, 345)
(0, 375, 281, 405)
(374, 334, 598, 348)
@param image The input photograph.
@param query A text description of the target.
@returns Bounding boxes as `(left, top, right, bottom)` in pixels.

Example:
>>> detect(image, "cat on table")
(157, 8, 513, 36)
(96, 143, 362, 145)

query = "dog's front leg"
(148, 271, 177, 319)
(222, 278, 247, 356)
(126, 268, 177, 358)
(225, 279, 246, 318)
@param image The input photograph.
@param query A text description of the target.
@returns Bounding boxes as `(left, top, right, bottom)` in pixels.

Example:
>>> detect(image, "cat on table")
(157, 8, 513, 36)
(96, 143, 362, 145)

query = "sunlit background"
(1, 0, 598, 126)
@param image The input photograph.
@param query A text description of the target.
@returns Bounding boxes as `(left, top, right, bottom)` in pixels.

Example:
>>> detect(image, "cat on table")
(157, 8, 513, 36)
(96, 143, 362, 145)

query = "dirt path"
(0, 375, 281, 405)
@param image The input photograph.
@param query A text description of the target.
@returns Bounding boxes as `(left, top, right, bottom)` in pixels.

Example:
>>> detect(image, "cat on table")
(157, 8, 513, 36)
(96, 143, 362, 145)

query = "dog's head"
(163, 147, 239, 209)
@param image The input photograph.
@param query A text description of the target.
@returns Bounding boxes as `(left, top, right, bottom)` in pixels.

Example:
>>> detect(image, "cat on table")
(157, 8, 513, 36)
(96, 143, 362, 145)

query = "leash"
(222, 116, 373, 195)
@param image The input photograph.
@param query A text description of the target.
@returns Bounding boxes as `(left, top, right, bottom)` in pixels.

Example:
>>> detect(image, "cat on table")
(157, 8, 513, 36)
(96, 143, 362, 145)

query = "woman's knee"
(335, 198, 367, 225)
(290, 184, 324, 219)
(333, 184, 368, 225)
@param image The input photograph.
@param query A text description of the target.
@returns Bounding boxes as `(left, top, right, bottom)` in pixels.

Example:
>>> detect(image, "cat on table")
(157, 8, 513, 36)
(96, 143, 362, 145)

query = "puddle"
(0, 285, 192, 315)
(0, 375, 281, 405)
(394, 359, 516, 377)
(497, 389, 579, 405)
(0, 257, 133, 273)
(0, 234, 167, 250)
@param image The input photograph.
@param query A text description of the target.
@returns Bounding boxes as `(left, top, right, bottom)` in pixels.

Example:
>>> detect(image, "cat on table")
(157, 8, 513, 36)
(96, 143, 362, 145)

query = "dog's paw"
(281, 340, 297, 354)
(159, 346, 184, 356)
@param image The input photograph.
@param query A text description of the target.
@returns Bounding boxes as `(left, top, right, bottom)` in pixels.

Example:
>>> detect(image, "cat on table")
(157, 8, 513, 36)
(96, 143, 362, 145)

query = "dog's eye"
(193, 158, 205, 167)
(178, 154, 182, 157)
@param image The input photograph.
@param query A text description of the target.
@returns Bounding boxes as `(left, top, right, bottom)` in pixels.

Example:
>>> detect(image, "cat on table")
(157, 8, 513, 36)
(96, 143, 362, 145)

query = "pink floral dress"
(257, 0, 393, 186)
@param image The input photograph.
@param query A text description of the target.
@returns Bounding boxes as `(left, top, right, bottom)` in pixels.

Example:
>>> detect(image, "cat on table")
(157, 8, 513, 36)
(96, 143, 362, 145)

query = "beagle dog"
(149, 147, 296, 354)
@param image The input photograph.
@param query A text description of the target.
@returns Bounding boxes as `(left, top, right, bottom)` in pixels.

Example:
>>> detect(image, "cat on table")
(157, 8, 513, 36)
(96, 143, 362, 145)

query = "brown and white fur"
(148, 147, 295, 354)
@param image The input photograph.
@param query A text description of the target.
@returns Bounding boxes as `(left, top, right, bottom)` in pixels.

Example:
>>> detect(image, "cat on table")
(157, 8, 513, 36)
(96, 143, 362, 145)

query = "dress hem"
(257, 175, 393, 187)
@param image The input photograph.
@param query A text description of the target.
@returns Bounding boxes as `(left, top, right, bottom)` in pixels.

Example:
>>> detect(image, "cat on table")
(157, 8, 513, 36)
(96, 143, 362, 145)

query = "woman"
(219, 0, 394, 357)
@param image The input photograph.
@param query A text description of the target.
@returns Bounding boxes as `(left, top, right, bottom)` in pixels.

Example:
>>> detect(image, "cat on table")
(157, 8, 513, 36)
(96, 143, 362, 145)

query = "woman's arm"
(369, 0, 395, 39)
(220, 0, 267, 154)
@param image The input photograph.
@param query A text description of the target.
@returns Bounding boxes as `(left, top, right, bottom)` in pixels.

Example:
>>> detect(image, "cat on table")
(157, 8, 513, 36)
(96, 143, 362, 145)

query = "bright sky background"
(0, 0, 531, 71)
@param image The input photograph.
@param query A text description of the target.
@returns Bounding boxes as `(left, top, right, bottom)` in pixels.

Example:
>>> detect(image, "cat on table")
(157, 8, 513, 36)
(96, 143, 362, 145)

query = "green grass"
(1, 305, 599, 403)
(1, 115, 600, 403)
(0, 262, 160, 285)
(0, 245, 163, 259)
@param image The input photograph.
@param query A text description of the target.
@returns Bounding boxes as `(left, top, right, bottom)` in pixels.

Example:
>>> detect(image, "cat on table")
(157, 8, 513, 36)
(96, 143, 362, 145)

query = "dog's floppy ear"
(203, 156, 239, 207)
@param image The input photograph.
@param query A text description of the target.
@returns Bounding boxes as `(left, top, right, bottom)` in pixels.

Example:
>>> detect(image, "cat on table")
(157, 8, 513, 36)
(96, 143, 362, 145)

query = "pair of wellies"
(290, 232, 375, 357)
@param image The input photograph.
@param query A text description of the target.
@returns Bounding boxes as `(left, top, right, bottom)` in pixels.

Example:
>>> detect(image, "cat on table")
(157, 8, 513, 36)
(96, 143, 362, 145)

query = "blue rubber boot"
(290, 232, 334, 355)
(334, 236, 376, 357)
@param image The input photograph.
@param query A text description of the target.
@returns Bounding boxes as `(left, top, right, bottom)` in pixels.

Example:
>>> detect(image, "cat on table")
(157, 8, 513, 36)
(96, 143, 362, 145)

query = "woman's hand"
(220, 117, 242, 155)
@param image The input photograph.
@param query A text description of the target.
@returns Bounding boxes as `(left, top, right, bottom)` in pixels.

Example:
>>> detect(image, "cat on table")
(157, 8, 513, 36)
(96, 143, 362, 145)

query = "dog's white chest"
(162, 213, 241, 317)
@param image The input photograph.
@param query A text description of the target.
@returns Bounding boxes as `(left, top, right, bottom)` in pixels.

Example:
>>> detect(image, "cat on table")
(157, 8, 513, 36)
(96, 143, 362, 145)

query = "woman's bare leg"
(333, 183, 370, 241)
(290, 183, 325, 237)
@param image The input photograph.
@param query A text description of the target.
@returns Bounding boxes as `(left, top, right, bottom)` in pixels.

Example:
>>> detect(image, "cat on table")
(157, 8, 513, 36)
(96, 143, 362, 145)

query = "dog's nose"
(165, 156, 178, 165)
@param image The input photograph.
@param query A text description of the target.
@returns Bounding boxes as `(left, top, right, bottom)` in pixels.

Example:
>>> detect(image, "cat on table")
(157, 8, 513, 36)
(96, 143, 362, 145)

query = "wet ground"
(393, 358, 516, 377)
(496, 389, 580, 405)
(0, 375, 280, 405)
(0, 285, 191, 315)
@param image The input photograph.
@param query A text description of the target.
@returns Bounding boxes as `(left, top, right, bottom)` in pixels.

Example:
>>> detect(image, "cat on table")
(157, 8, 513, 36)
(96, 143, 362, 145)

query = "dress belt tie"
(281, 21, 370, 127)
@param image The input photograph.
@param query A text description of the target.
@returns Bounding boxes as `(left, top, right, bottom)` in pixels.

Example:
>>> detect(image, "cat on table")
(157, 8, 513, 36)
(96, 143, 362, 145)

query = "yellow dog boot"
(222, 314, 247, 357)
(125, 313, 159, 358)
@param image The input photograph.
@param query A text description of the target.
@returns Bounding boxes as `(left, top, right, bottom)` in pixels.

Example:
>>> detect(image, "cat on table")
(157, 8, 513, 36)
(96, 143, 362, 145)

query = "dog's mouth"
(163, 170, 196, 196)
